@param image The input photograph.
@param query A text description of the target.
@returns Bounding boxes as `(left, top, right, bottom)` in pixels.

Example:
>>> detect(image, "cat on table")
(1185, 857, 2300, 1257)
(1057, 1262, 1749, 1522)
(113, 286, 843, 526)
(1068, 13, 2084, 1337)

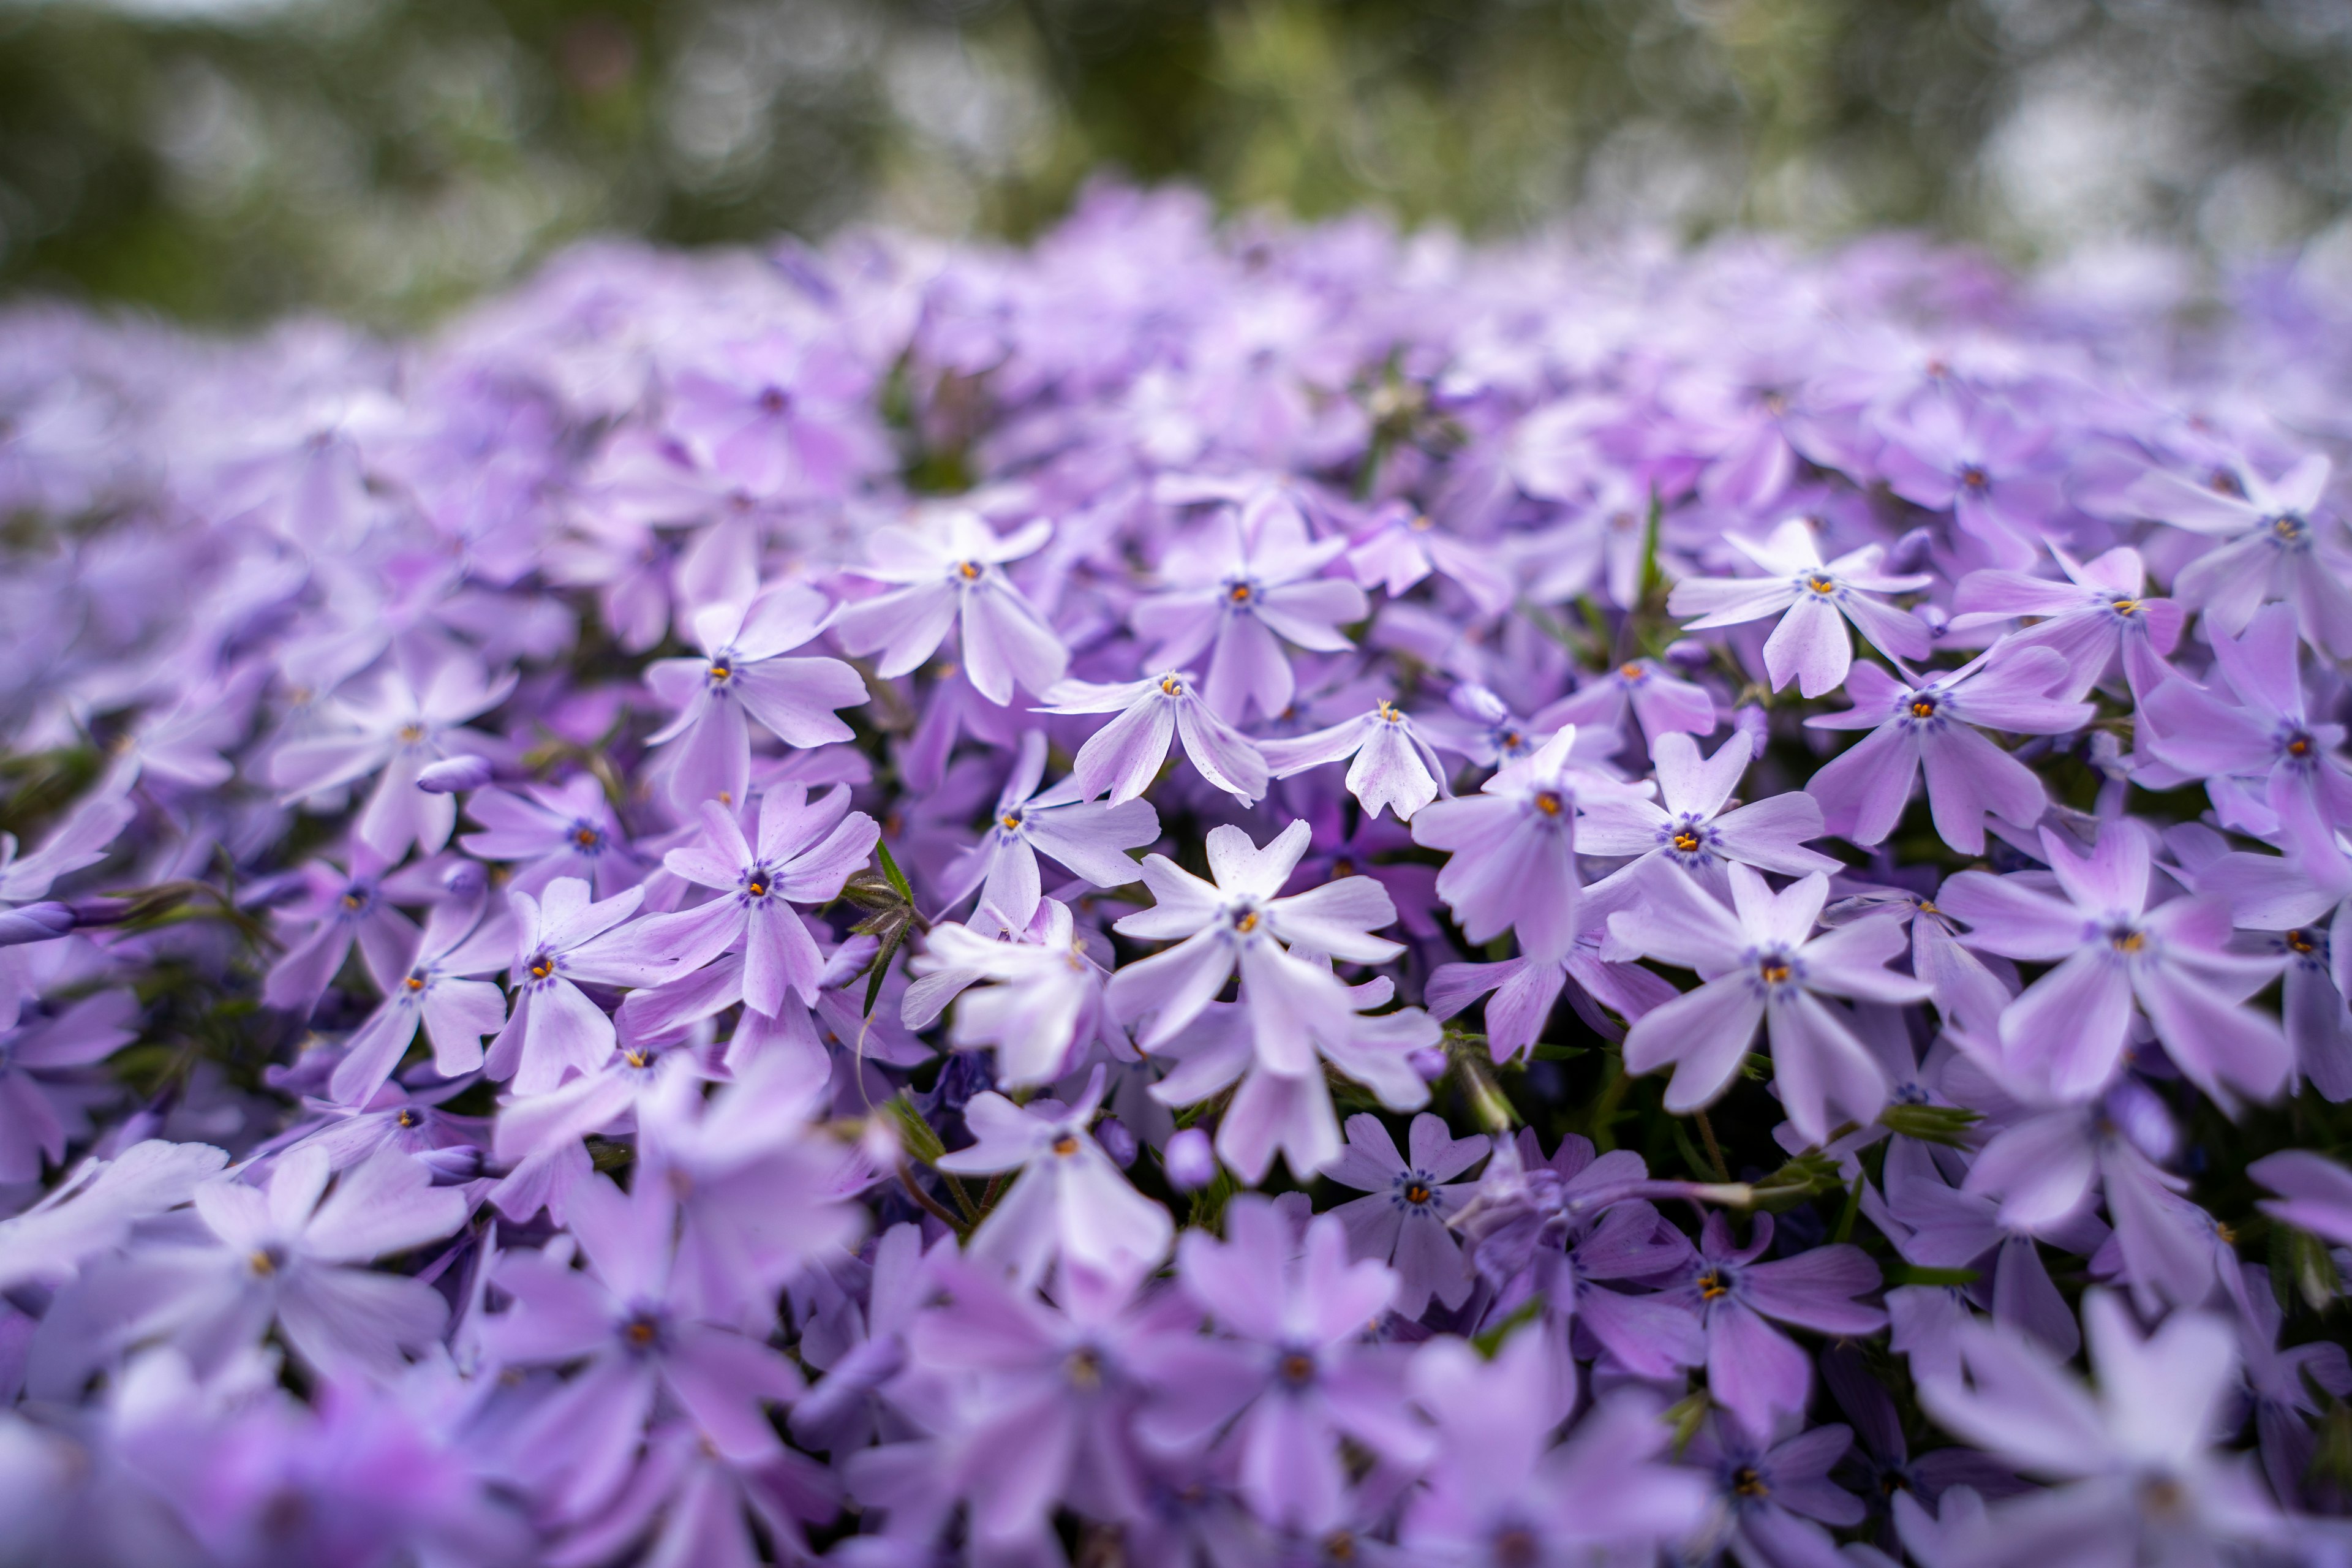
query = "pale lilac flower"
(1399, 1335, 1709, 1565)
(1664, 1211, 1887, 1440)
(0, 989, 138, 1182)
(481, 877, 679, 1095)
(1345, 503, 1513, 616)
(2232, 1261, 2352, 1510)
(1948, 545, 2183, 701)
(1667, 516, 1932, 696)
(0, 1139, 227, 1294)
(2250, 1149, 2352, 1248)
(1605, 863, 1930, 1144)
(1107, 820, 1403, 1075)
(634, 785, 880, 1017)
(325, 875, 511, 1107)
(1918, 1292, 2287, 1567)
(1261, 696, 1450, 823)
(1324, 1113, 1488, 1319)
(1684, 1415, 1865, 1567)
(831, 511, 1069, 705)
(1533, 657, 1715, 759)
(1937, 823, 2290, 1104)
(1411, 725, 1651, 958)
(1129, 495, 1368, 723)
(153, 1145, 466, 1379)
(1034, 667, 1270, 804)
(2122, 451, 2352, 655)
(902, 897, 1119, 1090)
(642, 584, 868, 812)
(664, 333, 883, 500)
(268, 655, 514, 859)
(2140, 601, 2352, 843)
(1133, 1197, 1425, 1535)
(1877, 394, 2060, 568)
(933, 1066, 1174, 1289)
(481, 1174, 803, 1523)
(459, 774, 641, 897)
(1427, 917, 1679, 1061)
(940, 731, 1158, 932)
(1578, 729, 1841, 892)
(260, 843, 442, 1019)
(1805, 647, 2094, 854)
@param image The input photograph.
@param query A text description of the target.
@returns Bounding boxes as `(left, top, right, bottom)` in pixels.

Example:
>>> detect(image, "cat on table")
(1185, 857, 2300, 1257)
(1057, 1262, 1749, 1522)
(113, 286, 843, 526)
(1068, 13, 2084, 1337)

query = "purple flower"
(1129, 494, 1369, 723)
(1534, 657, 1716, 760)
(1035, 667, 1270, 804)
(1133, 1197, 1427, 1534)
(481, 876, 679, 1095)
(1324, 1112, 1489, 1319)
(1426, 900, 1678, 1061)
(1605, 864, 1930, 1145)
(2122, 451, 2352, 655)
(1345, 502, 1513, 615)
(1877, 393, 2060, 568)
(940, 730, 1158, 932)
(643, 584, 869, 812)
(459, 774, 642, 897)
(1399, 1334, 1708, 1563)
(903, 897, 1118, 1090)
(636, 785, 880, 1017)
(1805, 647, 2094, 854)
(267, 655, 514, 859)
(1107, 820, 1403, 1079)
(1949, 545, 2184, 701)
(2141, 601, 2352, 844)
(932, 1066, 1175, 1289)
(1685, 1414, 1866, 1567)
(0, 1138, 227, 1294)
(1262, 697, 1451, 823)
(1937, 823, 2290, 1104)
(1664, 1211, 1887, 1440)
(1668, 516, 1932, 696)
(2250, 1149, 2352, 1248)
(326, 887, 511, 1107)
(481, 1172, 804, 1523)
(664, 333, 883, 499)
(1410, 725, 1650, 958)
(1578, 729, 1841, 892)
(1917, 1292, 2286, 1566)
(260, 844, 445, 1020)
(831, 510, 1069, 705)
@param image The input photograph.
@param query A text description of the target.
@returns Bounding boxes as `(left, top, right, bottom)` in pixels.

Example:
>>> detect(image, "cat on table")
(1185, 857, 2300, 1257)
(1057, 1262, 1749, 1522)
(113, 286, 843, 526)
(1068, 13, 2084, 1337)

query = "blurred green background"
(3, 0, 2350, 326)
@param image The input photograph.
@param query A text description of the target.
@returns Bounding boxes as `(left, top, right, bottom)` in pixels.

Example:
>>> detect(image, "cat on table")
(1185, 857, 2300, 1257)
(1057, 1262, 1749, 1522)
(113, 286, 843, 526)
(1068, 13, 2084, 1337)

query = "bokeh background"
(4, 0, 2351, 326)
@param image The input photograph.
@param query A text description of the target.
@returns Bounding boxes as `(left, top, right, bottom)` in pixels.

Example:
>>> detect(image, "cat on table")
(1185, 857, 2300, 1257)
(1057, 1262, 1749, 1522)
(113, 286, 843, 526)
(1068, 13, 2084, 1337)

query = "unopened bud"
(0, 902, 74, 947)
(417, 755, 493, 794)
(1095, 1116, 1137, 1169)
(1163, 1127, 1216, 1191)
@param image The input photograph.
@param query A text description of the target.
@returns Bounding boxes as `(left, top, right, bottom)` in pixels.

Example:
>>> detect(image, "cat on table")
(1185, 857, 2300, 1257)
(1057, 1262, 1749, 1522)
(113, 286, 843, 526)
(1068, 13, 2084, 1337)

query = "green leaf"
(882, 1091, 945, 1166)
(1883, 1264, 1981, 1287)
(875, 839, 914, 905)
(1471, 1295, 1544, 1359)
(1877, 1102, 1985, 1147)
(861, 929, 902, 1019)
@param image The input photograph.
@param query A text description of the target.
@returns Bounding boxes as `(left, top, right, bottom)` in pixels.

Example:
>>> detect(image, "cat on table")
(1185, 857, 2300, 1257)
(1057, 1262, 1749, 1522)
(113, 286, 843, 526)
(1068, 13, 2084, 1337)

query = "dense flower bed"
(5, 186, 2352, 1566)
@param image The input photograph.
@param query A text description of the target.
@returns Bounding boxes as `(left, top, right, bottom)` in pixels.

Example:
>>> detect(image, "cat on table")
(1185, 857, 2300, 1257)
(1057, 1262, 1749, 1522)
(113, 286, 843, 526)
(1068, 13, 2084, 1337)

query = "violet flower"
(1604, 863, 1930, 1145)
(1577, 728, 1842, 892)
(0, 988, 139, 1182)
(831, 510, 1069, 706)
(2122, 451, 2352, 655)
(1035, 667, 1270, 804)
(481, 876, 680, 1095)
(1804, 647, 2094, 854)
(326, 886, 511, 1107)
(1936, 823, 2290, 1105)
(642, 584, 869, 812)
(1948, 545, 2183, 701)
(267, 655, 513, 859)
(459, 774, 642, 898)
(1261, 696, 1452, 823)
(1667, 516, 1932, 696)
(1323, 1112, 1489, 1319)
(939, 731, 1158, 933)
(902, 897, 1118, 1090)
(1129, 496, 1369, 723)
(1533, 657, 1716, 760)
(1877, 393, 2060, 568)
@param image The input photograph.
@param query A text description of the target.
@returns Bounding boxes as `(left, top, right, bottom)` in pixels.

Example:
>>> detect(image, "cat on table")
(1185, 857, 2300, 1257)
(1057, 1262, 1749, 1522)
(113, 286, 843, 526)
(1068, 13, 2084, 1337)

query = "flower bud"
(1163, 1127, 1216, 1191)
(0, 902, 74, 948)
(416, 755, 494, 794)
(1095, 1116, 1138, 1169)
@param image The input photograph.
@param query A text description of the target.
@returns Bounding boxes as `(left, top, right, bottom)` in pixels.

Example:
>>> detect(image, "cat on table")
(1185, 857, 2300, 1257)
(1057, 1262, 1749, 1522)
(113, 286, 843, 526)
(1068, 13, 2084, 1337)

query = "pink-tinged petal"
(1021, 799, 1158, 889)
(1920, 722, 2046, 855)
(327, 1002, 424, 1108)
(1653, 730, 1748, 820)
(1624, 978, 1763, 1112)
(1115, 855, 1223, 940)
(1483, 956, 1568, 1062)
(1730, 863, 1827, 952)
(1670, 574, 1800, 628)
(660, 695, 752, 813)
(1807, 723, 1919, 845)
(745, 905, 827, 1014)
(1344, 722, 1440, 823)
(1838, 589, 1934, 663)
(1762, 592, 1854, 698)
(2140, 678, 2276, 778)
(512, 979, 617, 1095)
(1604, 862, 1748, 973)
(665, 1329, 804, 1460)
(1254, 578, 1368, 650)
(2000, 948, 2133, 1101)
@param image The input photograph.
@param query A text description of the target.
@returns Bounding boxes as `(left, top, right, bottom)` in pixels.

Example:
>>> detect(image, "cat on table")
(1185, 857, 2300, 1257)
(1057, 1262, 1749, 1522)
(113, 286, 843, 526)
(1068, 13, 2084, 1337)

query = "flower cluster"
(3, 186, 2352, 1566)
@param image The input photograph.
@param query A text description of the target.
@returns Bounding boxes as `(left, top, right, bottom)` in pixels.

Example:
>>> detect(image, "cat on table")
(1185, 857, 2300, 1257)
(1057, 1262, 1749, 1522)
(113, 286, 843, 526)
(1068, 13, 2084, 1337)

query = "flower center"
(2110, 598, 2139, 616)
(527, 952, 556, 981)
(1066, 1347, 1102, 1390)
(1533, 790, 1564, 816)
(2111, 927, 2146, 953)
(1909, 697, 1936, 718)
(1732, 1465, 1770, 1499)
(1227, 581, 1253, 604)
(1052, 1134, 1080, 1157)
(1697, 1268, 1729, 1300)
(1618, 662, 1644, 681)
(1232, 908, 1260, 934)
(706, 660, 734, 684)
(956, 560, 982, 581)
(1160, 674, 1184, 696)
(622, 1313, 660, 1349)
(2285, 731, 2314, 758)
(1958, 464, 1988, 491)
(2273, 514, 2308, 543)
(1000, 810, 1024, 832)
(1672, 829, 1702, 854)
(249, 1245, 286, 1277)
(395, 1108, 420, 1128)
(397, 722, 426, 744)
(1278, 1352, 1315, 1387)
(403, 971, 426, 992)
(2288, 929, 2319, 955)
(1806, 574, 1836, 595)
(1377, 698, 1401, 724)
(1402, 1181, 1432, 1205)
(745, 876, 769, 899)
(624, 1049, 650, 1069)
(573, 825, 603, 850)
(1491, 1529, 1537, 1568)
(1757, 958, 1791, 986)
(757, 386, 789, 415)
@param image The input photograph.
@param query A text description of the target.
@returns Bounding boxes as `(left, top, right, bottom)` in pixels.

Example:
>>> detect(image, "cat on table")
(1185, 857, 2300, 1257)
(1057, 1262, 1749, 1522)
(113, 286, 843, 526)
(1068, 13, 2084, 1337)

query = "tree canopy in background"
(2, 0, 2350, 326)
